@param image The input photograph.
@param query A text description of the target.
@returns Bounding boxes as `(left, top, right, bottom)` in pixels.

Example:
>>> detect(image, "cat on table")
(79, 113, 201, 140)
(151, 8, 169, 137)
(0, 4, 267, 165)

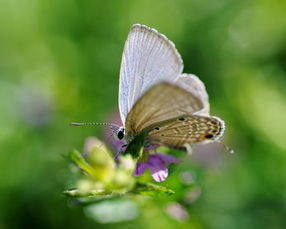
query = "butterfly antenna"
(70, 122, 122, 139)
(69, 122, 113, 127)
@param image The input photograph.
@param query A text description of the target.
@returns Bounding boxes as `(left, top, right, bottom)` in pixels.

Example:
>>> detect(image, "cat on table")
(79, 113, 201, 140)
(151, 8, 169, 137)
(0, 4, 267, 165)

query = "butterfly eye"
(117, 128, 125, 140)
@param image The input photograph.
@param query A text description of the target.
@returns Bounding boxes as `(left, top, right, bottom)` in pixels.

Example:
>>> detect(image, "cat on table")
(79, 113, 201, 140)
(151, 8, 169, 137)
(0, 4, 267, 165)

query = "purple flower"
(134, 154, 180, 182)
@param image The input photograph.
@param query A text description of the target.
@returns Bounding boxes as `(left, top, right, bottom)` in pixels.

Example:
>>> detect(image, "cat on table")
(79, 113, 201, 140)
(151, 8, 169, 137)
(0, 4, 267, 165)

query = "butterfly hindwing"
(174, 74, 210, 116)
(145, 115, 225, 148)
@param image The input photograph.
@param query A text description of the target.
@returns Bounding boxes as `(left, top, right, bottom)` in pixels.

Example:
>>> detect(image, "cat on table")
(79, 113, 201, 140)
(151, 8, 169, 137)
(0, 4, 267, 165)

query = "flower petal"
(132, 154, 180, 182)
(148, 154, 167, 170)
(156, 154, 180, 164)
(133, 162, 149, 176)
(148, 154, 180, 182)
(150, 168, 169, 182)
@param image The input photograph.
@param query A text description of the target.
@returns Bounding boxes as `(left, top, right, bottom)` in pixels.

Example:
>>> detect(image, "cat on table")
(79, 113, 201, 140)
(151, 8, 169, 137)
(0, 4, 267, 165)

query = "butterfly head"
(112, 126, 125, 141)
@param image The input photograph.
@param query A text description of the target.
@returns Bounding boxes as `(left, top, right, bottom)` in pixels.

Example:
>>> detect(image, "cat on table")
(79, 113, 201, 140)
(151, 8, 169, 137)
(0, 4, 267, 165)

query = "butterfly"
(71, 24, 225, 159)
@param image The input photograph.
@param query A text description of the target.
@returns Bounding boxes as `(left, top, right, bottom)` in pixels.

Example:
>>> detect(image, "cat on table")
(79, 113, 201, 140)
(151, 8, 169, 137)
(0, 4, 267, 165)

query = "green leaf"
(63, 181, 174, 199)
(131, 182, 175, 196)
(69, 149, 96, 177)
(63, 189, 112, 198)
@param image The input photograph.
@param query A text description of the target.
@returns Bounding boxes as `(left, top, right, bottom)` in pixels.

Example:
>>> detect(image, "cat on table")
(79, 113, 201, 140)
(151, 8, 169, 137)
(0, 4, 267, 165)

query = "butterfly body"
(116, 24, 226, 156)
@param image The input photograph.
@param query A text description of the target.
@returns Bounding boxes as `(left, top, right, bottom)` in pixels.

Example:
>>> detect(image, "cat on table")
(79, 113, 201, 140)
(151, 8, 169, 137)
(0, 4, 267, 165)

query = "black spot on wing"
(205, 134, 213, 139)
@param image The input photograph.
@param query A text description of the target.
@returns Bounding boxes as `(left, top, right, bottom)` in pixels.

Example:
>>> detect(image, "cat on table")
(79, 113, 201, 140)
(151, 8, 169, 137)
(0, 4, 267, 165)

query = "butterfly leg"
(114, 144, 128, 162)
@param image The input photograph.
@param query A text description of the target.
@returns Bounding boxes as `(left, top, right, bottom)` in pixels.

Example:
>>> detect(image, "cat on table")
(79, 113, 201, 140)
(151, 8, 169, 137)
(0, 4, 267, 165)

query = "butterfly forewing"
(125, 82, 204, 134)
(145, 115, 225, 148)
(119, 24, 184, 124)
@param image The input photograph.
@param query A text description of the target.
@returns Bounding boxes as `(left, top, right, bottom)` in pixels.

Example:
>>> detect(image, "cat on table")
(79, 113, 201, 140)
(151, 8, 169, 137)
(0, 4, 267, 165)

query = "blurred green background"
(1, 0, 286, 228)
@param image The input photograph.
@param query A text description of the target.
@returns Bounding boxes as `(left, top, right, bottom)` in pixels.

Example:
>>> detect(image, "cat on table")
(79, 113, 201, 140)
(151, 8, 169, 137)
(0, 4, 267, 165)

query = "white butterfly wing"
(119, 24, 184, 125)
